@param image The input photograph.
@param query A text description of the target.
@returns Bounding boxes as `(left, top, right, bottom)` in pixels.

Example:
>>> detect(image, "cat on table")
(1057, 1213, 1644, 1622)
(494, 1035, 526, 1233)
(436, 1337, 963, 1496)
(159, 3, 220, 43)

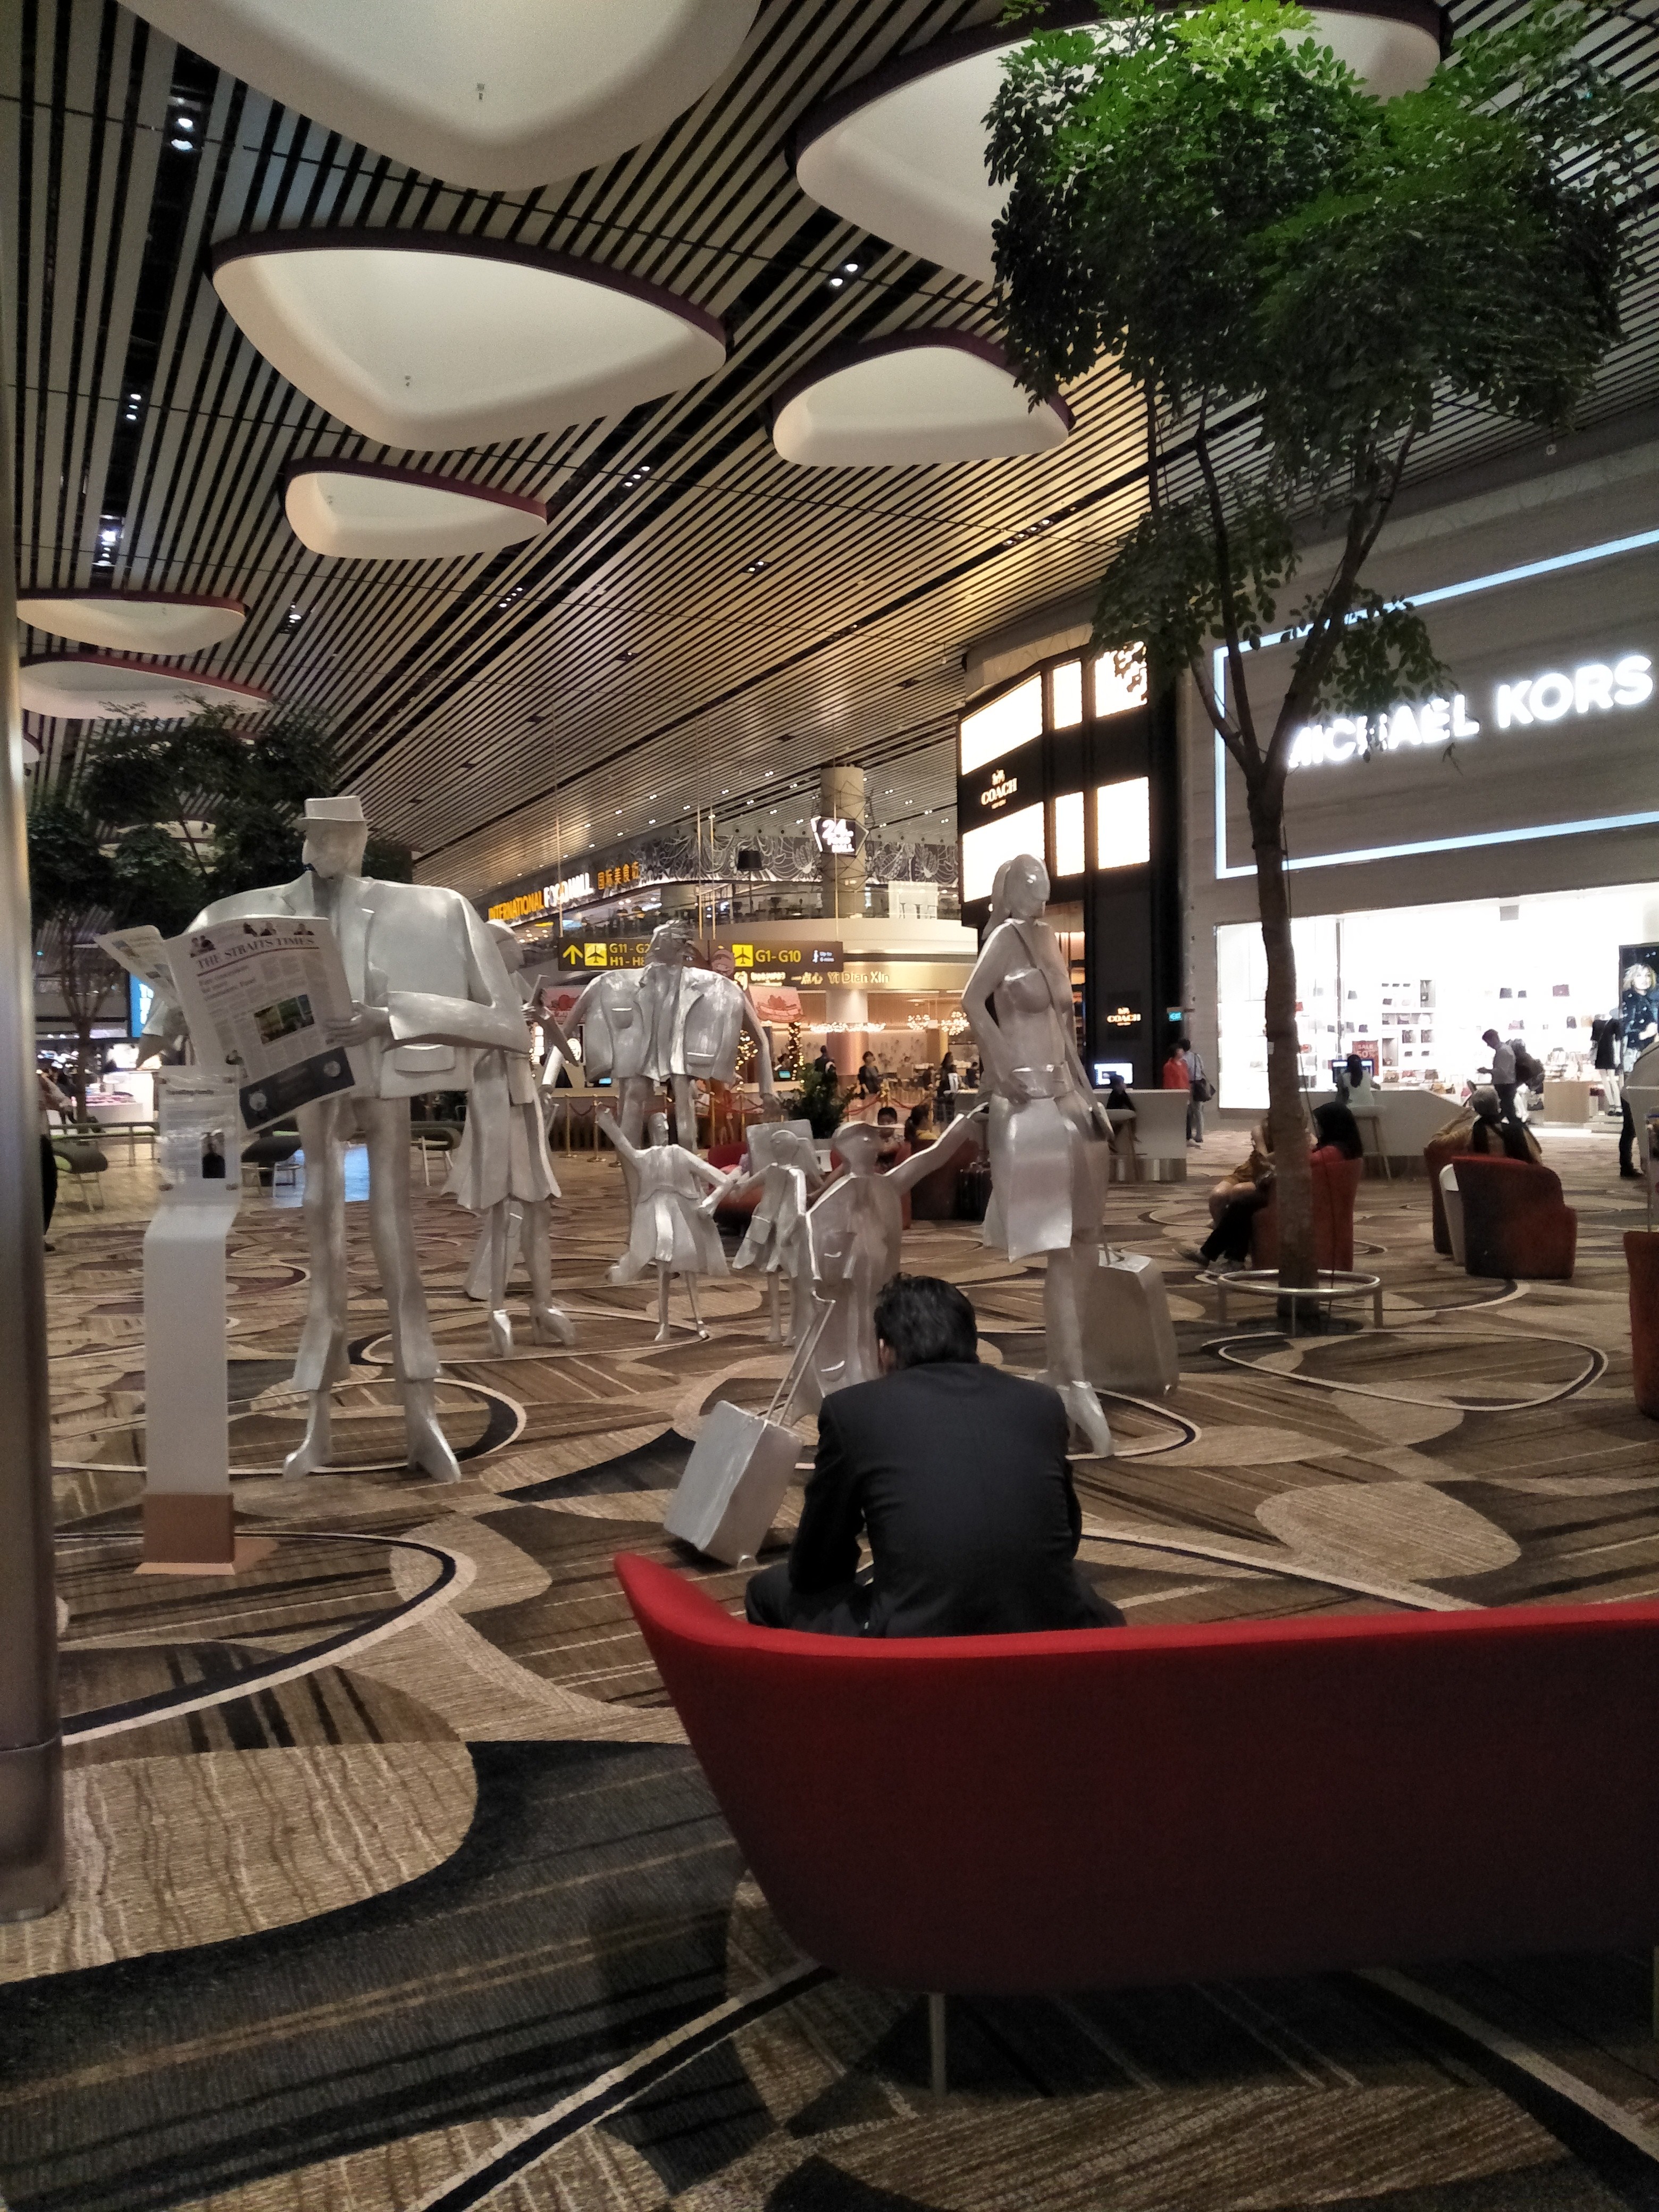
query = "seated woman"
(1178, 1120, 1275, 1273)
(1335, 1053, 1376, 1104)
(1467, 1084, 1544, 1163)
(1315, 1101, 1367, 1159)
(1179, 1103, 1362, 1275)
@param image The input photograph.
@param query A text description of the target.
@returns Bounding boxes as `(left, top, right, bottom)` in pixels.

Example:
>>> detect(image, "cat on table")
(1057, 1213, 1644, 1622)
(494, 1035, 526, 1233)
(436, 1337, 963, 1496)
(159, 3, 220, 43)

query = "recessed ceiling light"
(841, 261, 858, 273)
(827, 276, 844, 289)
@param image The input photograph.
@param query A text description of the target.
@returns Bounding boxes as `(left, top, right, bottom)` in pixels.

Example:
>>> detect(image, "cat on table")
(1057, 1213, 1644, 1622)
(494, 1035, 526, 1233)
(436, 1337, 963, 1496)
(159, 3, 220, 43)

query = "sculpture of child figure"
(598, 1108, 735, 1343)
(799, 1110, 984, 1407)
(728, 1118, 826, 1344)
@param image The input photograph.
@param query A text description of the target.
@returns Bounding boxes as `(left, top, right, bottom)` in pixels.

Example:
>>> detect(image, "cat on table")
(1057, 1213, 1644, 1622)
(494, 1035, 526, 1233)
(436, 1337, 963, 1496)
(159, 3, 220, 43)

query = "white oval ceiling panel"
(772, 333, 1072, 468)
(20, 656, 273, 723)
(793, 1, 1445, 287)
(284, 460, 548, 559)
(1303, 3, 1445, 100)
(211, 232, 728, 451)
(17, 591, 247, 655)
(124, 0, 760, 189)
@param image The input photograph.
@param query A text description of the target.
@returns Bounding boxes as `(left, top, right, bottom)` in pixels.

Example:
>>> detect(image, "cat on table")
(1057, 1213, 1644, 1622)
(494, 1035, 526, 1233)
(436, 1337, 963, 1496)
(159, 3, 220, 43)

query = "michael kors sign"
(1287, 651, 1653, 771)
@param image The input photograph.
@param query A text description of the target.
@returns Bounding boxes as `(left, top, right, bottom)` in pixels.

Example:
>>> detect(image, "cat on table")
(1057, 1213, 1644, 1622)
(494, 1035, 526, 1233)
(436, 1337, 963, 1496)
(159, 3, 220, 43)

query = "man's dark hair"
(876, 1104, 898, 1123)
(1177, 1036, 1191, 1050)
(873, 1274, 979, 1367)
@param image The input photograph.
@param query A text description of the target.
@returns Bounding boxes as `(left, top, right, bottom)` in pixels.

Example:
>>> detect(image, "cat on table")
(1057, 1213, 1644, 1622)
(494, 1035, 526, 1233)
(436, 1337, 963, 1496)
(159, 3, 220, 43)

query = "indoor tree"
(27, 791, 121, 1114)
(990, 0, 1655, 1282)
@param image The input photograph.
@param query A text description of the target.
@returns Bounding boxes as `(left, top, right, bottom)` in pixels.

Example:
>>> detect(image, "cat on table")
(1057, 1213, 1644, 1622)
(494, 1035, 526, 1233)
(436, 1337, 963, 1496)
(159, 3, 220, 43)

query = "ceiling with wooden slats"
(5, 0, 1657, 901)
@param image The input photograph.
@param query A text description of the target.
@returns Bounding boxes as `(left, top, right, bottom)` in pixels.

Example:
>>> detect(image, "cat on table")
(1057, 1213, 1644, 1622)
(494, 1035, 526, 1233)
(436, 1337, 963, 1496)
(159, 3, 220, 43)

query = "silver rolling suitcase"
(1083, 1246, 1179, 1395)
(664, 1298, 830, 1565)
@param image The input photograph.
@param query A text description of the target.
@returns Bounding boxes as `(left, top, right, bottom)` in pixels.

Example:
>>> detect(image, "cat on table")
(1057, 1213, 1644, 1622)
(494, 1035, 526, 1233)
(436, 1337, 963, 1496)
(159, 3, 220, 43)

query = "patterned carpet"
(9, 1124, 1659, 2211)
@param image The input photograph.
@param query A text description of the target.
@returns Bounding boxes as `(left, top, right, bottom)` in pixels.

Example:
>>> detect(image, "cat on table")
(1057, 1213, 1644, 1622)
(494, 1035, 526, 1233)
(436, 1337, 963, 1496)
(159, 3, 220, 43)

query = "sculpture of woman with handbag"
(960, 853, 1116, 1456)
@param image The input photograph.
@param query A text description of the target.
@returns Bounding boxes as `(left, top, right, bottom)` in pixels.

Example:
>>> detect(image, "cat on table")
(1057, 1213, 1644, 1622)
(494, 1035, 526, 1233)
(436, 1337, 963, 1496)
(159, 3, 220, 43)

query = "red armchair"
(1249, 1146, 1363, 1273)
(706, 1142, 761, 1230)
(1452, 1154, 1576, 1281)
(616, 1553, 1659, 1999)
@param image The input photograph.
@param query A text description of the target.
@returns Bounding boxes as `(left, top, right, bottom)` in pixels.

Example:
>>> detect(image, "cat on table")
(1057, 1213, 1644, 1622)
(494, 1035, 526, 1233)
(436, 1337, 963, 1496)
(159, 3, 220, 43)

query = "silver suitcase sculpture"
(664, 1298, 830, 1565)
(1083, 1246, 1179, 1395)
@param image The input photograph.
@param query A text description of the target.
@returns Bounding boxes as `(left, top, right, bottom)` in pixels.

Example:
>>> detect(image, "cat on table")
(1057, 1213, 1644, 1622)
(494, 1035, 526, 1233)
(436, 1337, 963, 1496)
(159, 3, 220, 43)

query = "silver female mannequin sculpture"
(960, 853, 1116, 1456)
(449, 921, 576, 1355)
(598, 1108, 734, 1342)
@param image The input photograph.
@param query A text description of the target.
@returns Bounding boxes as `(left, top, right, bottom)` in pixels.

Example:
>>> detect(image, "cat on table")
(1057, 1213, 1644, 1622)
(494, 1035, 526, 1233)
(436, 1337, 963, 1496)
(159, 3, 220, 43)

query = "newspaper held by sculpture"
(96, 924, 177, 997)
(164, 915, 361, 1131)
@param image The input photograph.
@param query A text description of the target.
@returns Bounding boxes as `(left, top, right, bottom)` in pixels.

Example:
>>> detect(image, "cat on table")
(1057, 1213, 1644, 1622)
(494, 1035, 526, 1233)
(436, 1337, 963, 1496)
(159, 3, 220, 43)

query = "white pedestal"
(140, 1190, 262, 1572)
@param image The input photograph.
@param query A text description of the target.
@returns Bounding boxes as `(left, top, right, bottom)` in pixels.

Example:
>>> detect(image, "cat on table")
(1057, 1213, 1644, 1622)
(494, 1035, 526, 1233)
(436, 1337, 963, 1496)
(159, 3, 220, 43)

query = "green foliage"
(31, 700, 410, 928)
(363, 832, 415, 884)
(1091, 480, 1296, 677)
(797, 1060, 843, 1139)
(993, 2, 1369, 422)
(990, 0, 1656, 766)
(105, 823, 208, 938)
(1310, 592, 1451, 726)
(26, 790, 114, 934)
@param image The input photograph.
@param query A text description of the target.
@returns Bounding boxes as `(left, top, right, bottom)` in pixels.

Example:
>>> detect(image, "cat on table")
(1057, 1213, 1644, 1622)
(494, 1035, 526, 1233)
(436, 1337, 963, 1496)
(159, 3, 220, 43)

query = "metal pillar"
(0, 258, 64, 1921)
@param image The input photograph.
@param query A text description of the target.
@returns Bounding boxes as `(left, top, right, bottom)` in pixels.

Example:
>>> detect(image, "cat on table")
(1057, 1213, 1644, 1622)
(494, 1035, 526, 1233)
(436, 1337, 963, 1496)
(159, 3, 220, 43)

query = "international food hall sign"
(487, 870, 593, 923)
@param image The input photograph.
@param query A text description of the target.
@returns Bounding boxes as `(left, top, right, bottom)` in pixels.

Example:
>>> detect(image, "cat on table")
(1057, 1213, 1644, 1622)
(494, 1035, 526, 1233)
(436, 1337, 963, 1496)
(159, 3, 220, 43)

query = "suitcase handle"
(763, 1292, 835, 1427)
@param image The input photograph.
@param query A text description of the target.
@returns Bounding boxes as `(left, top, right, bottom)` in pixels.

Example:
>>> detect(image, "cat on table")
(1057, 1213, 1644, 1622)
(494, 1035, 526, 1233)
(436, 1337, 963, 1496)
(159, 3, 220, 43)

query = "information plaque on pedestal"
(140, 1072, 271, 1573)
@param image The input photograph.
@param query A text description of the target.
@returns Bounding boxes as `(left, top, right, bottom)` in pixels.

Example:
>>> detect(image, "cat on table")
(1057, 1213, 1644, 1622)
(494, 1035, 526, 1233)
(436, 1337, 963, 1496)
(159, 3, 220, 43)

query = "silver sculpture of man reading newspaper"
(145, 794, 527, 1484)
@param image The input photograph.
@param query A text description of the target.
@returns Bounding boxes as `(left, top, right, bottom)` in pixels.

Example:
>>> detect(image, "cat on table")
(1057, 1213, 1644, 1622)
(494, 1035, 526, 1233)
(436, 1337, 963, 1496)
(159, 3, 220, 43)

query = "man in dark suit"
(745, 1274, 1122, 1637)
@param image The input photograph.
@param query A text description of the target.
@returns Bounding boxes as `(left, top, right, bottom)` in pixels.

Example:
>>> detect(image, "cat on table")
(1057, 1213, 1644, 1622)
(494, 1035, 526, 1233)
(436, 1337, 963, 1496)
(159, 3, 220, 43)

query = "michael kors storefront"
(1182, 434, 1659, 1110)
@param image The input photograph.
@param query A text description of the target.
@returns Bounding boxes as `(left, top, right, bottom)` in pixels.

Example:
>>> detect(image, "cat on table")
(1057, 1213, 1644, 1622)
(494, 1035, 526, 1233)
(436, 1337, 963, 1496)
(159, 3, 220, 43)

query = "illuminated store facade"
(1183, 432, 1659, 1109)
(954, 643, 1183, 1086)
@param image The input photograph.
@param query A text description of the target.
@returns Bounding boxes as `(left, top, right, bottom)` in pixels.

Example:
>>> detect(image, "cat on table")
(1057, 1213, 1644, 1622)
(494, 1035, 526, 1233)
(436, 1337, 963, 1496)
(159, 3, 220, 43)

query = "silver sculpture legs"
(283, 1094, 460, 1484)
(467, 1196, 575, 1355)
(657, 1266, 708, 1343)
(1042, 1242, 1115, 1456)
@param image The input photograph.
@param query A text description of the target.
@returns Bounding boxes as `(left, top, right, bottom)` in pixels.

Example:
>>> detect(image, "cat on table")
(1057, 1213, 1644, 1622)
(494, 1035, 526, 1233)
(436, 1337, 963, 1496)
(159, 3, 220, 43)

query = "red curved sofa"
(617, 1552, 1659, 1997)
(1452, 1154, 1577, 1281)
(1249, 1146, 1363, 1273)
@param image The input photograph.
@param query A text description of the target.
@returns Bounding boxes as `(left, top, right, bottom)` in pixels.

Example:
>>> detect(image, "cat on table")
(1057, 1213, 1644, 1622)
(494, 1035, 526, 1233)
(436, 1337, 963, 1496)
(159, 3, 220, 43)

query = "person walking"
(1182, 1036, 1210, 1146)
(1161, 1040, 1189, 1093)
(937, 1049, 960, 1124)
(1481, 1028, 1519, 1124)
(1594, 1012, 1624, 1112)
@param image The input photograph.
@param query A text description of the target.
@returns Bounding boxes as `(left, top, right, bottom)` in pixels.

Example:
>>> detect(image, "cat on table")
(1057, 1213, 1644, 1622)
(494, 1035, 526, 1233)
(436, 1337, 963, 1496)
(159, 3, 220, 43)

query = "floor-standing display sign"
(140, 1073, 270, 1573)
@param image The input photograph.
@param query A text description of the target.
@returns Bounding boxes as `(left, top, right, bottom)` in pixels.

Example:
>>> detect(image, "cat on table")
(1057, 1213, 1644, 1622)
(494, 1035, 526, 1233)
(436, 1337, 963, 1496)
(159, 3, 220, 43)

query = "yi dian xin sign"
(1287, 651, 1653, 772)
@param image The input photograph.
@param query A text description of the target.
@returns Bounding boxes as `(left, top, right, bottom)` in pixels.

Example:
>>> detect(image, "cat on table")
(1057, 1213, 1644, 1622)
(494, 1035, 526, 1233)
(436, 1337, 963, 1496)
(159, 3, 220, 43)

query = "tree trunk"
(1246, 780, 1316, 1290)
(71, 1022, 95, 1121)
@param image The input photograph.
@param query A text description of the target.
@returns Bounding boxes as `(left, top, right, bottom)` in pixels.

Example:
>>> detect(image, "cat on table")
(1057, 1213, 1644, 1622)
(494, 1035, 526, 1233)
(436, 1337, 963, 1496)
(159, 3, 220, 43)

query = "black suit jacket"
(787, 1361, 1116, 1638)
